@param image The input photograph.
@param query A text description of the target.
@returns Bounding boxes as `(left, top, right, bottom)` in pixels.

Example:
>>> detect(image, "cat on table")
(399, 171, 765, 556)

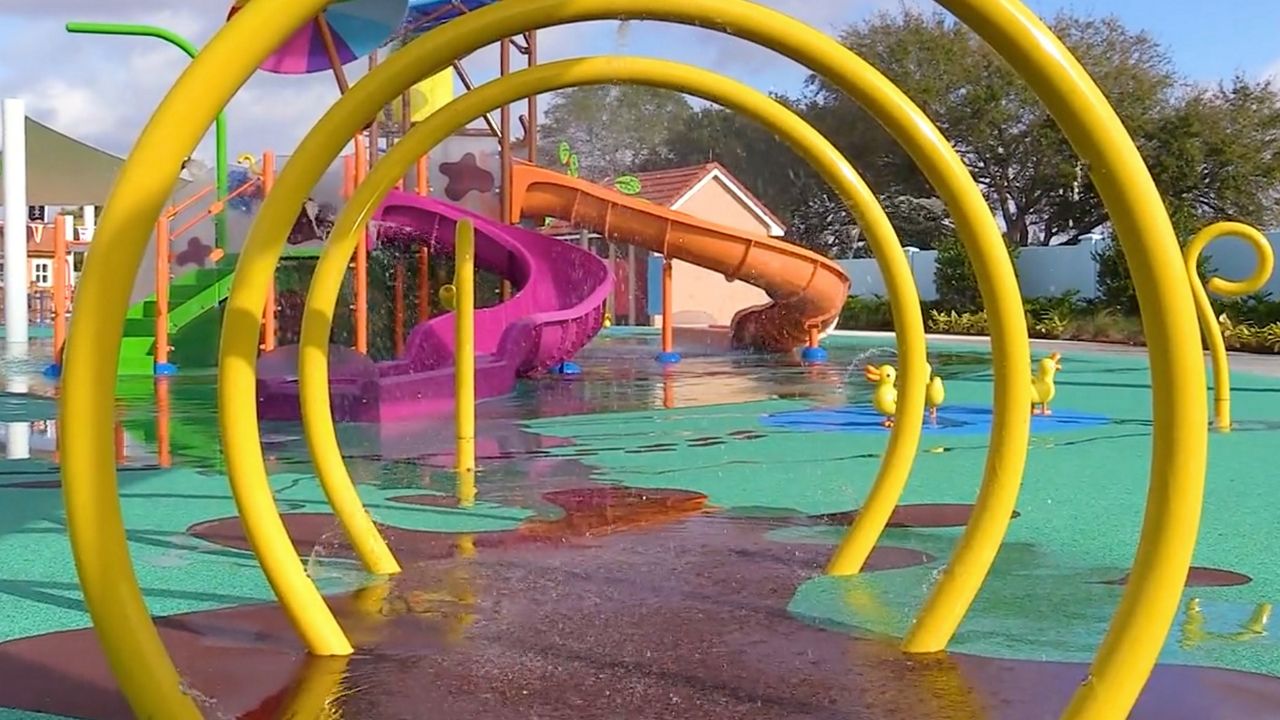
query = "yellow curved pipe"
(296, 57, 929, 598)
(57, 0, 330, 715)
(57, 1, 1208, 718)
(937, 0, 1209, 717)
(235, 0, 1025, 655)
(1183, 221, 1275, 431)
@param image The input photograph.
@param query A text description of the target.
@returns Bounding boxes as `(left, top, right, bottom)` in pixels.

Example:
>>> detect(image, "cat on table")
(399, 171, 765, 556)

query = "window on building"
(31, 260, 52, 288)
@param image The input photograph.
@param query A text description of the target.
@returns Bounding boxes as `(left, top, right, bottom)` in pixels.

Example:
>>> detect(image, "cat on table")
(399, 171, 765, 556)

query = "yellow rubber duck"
(1031, 351, 1062, 415)
(864, 363, 897, 427)
(925, 362, 945, 423)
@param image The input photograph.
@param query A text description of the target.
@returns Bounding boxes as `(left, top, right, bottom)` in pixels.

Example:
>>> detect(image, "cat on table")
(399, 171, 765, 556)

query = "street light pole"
(65, 21, 230, 251)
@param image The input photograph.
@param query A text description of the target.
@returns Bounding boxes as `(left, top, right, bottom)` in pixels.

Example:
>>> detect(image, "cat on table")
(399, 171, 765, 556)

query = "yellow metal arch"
(58, 0, 331, 716)
(935, 1, 1208, 716)
(1183, 221, 1274, 430)
(60, 1, 1208, 718)
(295, 58, 929, 585)
(226, 0, 1028, 661)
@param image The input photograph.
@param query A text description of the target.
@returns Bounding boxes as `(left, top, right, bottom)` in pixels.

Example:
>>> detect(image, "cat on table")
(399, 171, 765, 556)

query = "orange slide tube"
(509, 161, 850, 352)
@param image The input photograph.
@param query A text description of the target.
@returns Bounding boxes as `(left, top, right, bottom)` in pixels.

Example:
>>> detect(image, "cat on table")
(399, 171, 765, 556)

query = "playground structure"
(6, 0, 1272, 719)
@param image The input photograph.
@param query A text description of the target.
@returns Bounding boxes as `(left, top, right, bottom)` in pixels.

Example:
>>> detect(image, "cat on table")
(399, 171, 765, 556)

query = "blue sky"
(1, 0, 1278, 158)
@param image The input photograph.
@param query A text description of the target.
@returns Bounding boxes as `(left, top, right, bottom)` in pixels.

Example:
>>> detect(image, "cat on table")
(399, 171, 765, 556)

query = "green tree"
(1148, 75, 1280, 234)
(538, 85, 695, 180)
(1094, 76, 1280, 312)
(808, 9, 1180, 246)
(665, 104, 813, 222)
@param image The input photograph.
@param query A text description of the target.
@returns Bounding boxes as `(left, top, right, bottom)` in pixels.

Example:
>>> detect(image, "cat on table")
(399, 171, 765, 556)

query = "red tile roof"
(541, 162, 785, 237)
(623, 165, 710, 207)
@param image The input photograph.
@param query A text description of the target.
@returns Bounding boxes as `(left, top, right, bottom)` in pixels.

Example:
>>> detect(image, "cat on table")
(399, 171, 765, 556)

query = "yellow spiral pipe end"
(438, 283, 458, 311)
(1184, 221, 1275, 431)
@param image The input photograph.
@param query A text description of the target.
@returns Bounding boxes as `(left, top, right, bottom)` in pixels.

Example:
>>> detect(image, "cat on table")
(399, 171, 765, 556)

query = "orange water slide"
(509, 162, 850, 353)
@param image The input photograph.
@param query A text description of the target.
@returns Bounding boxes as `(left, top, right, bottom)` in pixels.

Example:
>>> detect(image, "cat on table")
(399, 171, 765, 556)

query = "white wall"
(840, 231, 1280, 302)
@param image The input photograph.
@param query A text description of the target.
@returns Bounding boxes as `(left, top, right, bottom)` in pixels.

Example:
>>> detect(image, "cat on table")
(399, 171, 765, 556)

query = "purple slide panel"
(257, 191, 613, 423)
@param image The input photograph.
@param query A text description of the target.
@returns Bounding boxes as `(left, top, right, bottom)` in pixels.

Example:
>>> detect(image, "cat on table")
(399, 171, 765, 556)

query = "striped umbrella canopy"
(228, 0, 409, 75)
(403, 0, 499, 37)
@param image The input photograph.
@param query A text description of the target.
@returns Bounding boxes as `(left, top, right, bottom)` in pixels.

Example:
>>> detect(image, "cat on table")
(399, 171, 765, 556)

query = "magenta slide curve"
(256, 191, 614, 423)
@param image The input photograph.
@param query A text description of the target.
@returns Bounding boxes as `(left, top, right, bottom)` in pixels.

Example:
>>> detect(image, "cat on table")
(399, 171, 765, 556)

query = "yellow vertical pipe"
(59, 0, 332, 715)
(354, 135, 370, 354)
(1182, 221, 1275, 431)
(455, 219, 477, 493)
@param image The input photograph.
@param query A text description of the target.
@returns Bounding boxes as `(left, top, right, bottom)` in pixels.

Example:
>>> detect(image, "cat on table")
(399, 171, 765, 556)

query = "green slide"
(118, 256, 238, 375)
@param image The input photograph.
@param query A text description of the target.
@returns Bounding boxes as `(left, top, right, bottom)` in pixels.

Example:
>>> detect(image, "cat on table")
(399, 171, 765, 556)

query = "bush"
(933, 236, 982, 311)
(1094, 232, 1218, 315)
(1092, 238, 1139, 314)
(934, 235, 1021, 312)
(839, 295, 896, 331)
(835, 288, 1280, 355)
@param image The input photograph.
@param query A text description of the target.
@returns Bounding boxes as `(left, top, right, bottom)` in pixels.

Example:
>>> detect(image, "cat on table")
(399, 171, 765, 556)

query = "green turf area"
(523, 341, 1280, 677)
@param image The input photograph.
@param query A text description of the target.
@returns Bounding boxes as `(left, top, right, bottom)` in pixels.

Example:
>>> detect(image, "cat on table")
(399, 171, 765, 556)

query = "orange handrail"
(167, 182, 218, 218)
(170, 176, 262, 238)
(154, 152, 270, 372)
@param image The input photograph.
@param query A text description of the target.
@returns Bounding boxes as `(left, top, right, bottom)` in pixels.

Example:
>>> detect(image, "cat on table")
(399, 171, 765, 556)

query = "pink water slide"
(256, 191, 614, 423)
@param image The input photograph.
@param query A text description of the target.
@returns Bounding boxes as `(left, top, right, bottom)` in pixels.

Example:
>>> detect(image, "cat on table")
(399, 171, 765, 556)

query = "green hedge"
(838, 291, 1280, 354)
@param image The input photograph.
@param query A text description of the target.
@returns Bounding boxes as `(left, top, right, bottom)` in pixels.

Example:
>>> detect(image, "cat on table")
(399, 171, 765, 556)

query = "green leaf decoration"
(558, 141, 572, 165)
(568, 153, 580, 178)
(614, 175, 642, 195)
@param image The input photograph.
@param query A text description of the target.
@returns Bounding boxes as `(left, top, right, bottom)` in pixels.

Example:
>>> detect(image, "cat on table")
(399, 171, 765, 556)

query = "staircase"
(118, 257, 238, 375)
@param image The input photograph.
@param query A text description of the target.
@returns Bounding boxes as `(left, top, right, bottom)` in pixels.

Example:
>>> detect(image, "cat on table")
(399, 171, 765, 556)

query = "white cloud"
(0, 0, 917, 160)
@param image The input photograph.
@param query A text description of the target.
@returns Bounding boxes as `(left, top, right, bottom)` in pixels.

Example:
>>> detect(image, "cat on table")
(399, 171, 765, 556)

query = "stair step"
(170, 286, 204, 305)
(123, 318, 154, 336)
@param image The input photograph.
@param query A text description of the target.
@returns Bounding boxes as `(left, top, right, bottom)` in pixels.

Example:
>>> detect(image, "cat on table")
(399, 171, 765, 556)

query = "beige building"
(550, 162, 787, 329)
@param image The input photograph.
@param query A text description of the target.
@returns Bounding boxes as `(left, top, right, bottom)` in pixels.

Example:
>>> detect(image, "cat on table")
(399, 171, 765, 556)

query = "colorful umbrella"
(403, 0, 499, 38)
(228, 0, 409, 75)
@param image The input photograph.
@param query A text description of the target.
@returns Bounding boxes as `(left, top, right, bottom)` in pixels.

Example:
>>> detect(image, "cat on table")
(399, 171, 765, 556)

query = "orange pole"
(418, 246, 430, 322)
(114, 420, 125, 465)
(808, 326, 820, 349)
(262, 151, 277, 352)
(156, 378, 172, 469)
(394, 260, 405, 357)
(354, 135, 369, 354)
(154, 215, 171, 370)
(662, 258, 673, 354)
(51, 215, 68, 364)
(499, 37, 513, 304)
(416, 155, 429, 196)
(417, 156, 432, 322)
(342, 153, 356, 200)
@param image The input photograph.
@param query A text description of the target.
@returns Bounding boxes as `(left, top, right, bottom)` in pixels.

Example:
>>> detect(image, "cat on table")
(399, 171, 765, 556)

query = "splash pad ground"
(1, 331, 1279, 719)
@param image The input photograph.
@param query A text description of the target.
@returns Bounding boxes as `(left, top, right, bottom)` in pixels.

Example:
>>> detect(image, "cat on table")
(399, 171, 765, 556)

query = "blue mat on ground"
(761, 404, 1111, 435)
